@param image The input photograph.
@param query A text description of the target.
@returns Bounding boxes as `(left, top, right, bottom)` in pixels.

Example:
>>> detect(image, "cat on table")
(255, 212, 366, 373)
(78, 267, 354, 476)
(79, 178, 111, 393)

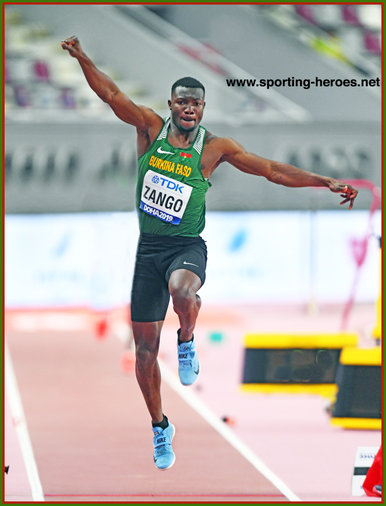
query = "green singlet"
(136, 118, 211, 237)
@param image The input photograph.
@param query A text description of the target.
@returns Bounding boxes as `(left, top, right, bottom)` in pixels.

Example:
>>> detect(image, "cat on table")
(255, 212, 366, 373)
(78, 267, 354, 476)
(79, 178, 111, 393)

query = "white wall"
(5, 210, 381, 309)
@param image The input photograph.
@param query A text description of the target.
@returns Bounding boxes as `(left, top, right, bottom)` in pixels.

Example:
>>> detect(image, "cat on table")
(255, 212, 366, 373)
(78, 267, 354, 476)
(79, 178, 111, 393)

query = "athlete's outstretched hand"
(327, 180, 358, 210)
(61, 36, 83, 58)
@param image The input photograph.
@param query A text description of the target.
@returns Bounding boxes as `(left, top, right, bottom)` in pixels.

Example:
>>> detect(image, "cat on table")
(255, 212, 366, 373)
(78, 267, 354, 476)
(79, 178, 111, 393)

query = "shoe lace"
(179, 358, 193, 369)
(154, 431, 172, 459)
(178, 344, 195, 368)
(154, 443, 170, 457)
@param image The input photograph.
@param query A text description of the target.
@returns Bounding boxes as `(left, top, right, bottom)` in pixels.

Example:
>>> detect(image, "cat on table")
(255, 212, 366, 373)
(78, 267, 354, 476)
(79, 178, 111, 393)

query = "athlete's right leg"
(130, 235, 170, 423)
(132, 320, 176, 470)
(131, 320, 164, 424)
(131, 298, 176, 469)
(130, 237, 176, 469)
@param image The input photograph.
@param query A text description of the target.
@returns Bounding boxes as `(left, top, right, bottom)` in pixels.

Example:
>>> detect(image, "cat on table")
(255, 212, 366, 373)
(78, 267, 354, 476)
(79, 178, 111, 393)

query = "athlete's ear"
(168, 99, 172, 109)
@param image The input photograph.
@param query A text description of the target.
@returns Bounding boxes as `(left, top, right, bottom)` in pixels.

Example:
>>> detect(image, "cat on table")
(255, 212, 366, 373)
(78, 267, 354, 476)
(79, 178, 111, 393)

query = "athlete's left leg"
(168, 269, 202, 343)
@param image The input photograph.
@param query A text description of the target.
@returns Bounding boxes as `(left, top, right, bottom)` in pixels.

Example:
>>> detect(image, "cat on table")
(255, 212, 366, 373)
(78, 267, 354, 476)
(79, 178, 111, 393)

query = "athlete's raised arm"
(215, 137, 358, 209)
(61, 36, 162, 135)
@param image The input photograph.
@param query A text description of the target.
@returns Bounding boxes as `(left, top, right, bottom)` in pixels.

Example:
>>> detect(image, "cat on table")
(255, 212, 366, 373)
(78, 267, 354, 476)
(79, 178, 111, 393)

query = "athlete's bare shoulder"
(201, 131, 235, 176)
(203, 131, 239, 158)
(204, 130, 217, 143)
(135, 106, 164, 152)
(136, 105, 163, 133)
(134, 107, 165, 157)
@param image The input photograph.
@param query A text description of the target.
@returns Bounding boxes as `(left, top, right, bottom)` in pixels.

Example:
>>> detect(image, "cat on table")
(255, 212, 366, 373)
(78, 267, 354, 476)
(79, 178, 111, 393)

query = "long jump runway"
(5, 323, 289, 503)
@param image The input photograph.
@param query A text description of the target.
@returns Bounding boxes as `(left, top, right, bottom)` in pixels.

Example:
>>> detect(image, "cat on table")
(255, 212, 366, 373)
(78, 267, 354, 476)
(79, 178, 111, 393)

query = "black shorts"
(130, 233, 207, 323)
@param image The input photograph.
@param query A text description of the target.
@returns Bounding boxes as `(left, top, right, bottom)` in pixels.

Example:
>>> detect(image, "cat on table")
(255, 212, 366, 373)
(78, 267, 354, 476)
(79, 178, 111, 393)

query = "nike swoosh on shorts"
(183, 261, 199, 267)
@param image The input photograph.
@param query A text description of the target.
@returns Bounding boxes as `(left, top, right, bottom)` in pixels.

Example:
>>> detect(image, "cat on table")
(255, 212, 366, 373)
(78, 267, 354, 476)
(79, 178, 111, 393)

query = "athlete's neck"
(168, 121, 198, 148)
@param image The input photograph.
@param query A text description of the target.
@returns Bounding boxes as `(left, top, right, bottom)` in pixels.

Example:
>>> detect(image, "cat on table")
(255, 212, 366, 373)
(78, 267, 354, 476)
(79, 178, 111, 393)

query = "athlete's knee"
(170, 285, 197, 314)
(133, 326, 160, 368)
(135, 340, 159, 368)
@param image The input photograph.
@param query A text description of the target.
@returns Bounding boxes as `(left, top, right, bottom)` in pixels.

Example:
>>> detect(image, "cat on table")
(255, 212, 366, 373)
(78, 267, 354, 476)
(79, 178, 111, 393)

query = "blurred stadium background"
(4, 3, 382, 502)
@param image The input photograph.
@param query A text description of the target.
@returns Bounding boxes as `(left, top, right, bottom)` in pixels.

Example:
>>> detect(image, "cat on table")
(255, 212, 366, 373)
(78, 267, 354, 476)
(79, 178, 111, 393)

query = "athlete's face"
(168, 87, 205, 133)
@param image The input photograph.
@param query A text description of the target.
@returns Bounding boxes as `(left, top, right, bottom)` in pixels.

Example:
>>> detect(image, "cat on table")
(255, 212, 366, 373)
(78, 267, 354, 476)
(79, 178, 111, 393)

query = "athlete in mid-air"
(62, 36, 358, 470)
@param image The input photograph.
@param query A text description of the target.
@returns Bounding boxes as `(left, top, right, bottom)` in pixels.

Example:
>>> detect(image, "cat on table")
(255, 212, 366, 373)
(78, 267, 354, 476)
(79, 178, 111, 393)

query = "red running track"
(5, 321, 289, 503)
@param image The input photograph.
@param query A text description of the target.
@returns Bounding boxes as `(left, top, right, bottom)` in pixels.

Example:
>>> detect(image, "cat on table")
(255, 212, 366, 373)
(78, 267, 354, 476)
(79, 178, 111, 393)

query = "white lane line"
(5, 340, 45, 501)
(159, 359, 300, 502)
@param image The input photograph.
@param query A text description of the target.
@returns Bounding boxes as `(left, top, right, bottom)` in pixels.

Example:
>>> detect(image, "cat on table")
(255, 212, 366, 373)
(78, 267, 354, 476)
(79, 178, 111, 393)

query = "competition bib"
(140, 170, 192, 225)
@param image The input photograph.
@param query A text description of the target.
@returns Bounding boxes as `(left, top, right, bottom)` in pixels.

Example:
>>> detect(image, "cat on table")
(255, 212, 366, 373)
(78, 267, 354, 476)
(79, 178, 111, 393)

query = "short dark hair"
(171, 77, 205, 95)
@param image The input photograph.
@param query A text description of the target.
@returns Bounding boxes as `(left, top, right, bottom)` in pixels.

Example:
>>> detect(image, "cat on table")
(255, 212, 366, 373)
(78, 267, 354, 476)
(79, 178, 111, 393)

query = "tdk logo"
(155, 176, 184, 193)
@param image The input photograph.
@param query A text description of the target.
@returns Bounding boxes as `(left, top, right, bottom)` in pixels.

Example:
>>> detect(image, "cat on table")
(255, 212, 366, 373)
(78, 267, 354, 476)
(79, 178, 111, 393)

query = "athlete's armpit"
(200, 133, 227, 178)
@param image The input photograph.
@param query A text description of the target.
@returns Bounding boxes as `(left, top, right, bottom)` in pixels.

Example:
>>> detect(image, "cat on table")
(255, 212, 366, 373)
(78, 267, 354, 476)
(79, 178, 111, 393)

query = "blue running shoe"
(177, 330, 200, 385)
(152, 423, 175, 470)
